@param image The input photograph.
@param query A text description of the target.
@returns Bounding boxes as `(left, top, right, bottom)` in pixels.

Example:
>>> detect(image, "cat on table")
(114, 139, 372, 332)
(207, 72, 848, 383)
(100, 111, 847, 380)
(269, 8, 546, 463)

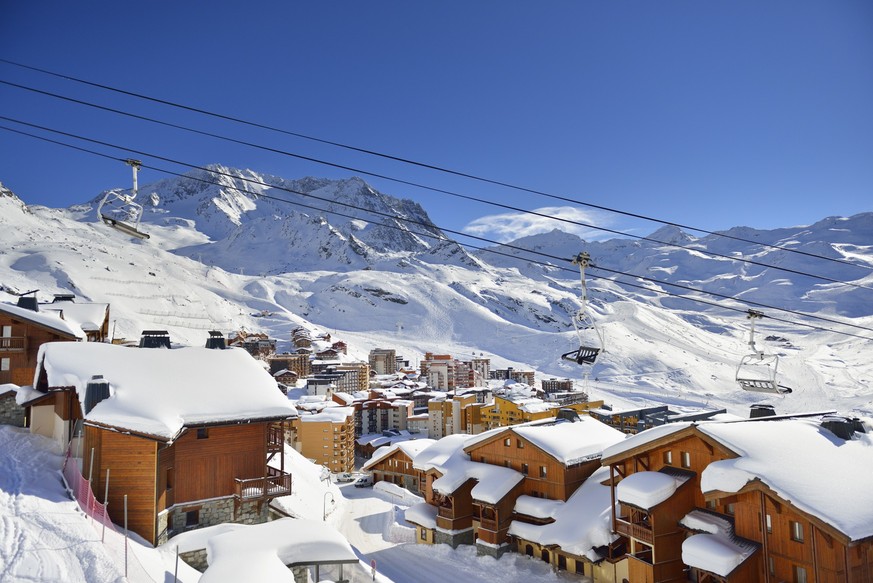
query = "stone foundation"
(434, 527, 474, 548)
(476, 541, 509, 558)
(0, 394, 25, 427)
(179, 549, 208, 572)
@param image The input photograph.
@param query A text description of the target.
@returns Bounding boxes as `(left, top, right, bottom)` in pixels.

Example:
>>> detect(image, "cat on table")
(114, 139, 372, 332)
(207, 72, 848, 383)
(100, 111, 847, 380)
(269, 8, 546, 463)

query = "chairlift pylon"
(561, 252, 604, 365)
(735, 310, 792, 395)
(97, 159, 150, 239)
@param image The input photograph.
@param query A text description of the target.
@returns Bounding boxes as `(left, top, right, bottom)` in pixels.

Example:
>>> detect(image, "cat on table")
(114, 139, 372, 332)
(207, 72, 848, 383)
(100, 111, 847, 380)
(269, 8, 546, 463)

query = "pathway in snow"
(0, 426, 124, 582)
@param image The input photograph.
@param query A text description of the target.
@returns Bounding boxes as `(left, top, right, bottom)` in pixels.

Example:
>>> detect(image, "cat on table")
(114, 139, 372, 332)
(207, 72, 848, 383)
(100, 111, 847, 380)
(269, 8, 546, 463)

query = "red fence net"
(62, 446, 162, 582)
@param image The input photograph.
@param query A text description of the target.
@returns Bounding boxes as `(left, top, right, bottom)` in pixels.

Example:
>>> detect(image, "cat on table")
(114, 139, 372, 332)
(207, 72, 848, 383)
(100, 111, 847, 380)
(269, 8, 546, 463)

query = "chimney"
(84, 375, 111, 414)
(16, 296, 39, 312)
(52, 294, 76, 303)
(749, 404, 776, 419)
(821, 415, 866, 440)
(139, 330, 171, 349)
(206, 330, 226, 350)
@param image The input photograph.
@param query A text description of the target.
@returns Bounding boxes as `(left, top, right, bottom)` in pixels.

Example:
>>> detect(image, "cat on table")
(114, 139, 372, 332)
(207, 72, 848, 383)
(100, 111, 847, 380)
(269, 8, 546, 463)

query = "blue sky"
(1, 1, 871, 243)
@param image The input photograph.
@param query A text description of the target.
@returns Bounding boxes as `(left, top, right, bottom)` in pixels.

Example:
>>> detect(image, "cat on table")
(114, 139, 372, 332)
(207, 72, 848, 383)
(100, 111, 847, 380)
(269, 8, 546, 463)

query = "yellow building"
(480, 396, 603, 429)
(289, 406, 355, 473)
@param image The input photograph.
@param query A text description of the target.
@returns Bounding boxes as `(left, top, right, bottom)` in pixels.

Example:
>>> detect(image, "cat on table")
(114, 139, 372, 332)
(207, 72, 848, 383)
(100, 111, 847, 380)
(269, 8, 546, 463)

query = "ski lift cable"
(3, 122, 873, 343)
(2, 78, 871, 287)
(1, 58, 868, 274)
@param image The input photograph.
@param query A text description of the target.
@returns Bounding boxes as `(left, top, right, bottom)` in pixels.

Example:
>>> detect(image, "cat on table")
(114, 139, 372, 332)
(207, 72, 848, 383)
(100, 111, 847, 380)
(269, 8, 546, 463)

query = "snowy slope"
(1, 174, 872, 420)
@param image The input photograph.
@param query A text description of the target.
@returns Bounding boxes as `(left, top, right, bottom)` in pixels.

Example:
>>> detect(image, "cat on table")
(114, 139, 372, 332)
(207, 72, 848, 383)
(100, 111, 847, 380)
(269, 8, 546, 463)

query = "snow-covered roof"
(405, 501, 438, 530)
(508, 467, 618, 561)
(698, 418, 873, 541)
(0, 383, 17, 397)
(201, 518, 357, 583)
(601, 422, 692, 461)
(37, 342, 297, 440)
(361, 438, 436, 471)
(39, 302, 108, 333)
(415, 432, 523, 504)
(296, 406, 353, 423)
(682, 533, 757, 578)
(511, 417, 626, 465)
(0, 302, 85, 339)
(616, 470, 690, 511)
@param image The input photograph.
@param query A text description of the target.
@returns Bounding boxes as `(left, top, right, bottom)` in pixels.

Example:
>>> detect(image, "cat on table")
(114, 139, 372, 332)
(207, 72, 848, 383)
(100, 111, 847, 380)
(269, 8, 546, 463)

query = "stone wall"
(0, 393, 25, 427)
(434, 527, 474, 548)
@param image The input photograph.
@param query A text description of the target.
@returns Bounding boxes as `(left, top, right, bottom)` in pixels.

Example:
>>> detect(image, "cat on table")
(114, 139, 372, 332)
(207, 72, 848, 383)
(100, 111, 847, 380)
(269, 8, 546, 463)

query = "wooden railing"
(615, 517, 654, 544)
(234, 467, 292, 501)
(438, 505, 454, 519)
(267, 424, 285, 453)
(479, 518, 498, 531)
(0, 337, 26, 351)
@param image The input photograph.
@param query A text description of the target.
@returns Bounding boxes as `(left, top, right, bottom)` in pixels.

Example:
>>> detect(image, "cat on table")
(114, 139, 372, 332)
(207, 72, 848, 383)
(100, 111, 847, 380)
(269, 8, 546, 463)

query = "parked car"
(353, 475, 373, 488)
(336, 472, 355, 483)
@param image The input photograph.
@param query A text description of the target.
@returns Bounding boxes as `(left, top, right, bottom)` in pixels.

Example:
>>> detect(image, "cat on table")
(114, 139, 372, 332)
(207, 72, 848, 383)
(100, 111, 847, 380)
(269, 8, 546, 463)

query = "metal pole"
(87, 448, 95, 521)
(124, 494, 129, 577)
(102, 468, 110, 542)
(174, 545, 179, 582)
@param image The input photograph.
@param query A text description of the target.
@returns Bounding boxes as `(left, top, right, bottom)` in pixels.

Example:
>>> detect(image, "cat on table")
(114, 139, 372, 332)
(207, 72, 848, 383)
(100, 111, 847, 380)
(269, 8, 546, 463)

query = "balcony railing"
(234, 467, 292, 501)
(438, 505, 454, 519)
(0, 337, 26, 352)
(615, 517, 654, 544)
(267, 424, 285, 453)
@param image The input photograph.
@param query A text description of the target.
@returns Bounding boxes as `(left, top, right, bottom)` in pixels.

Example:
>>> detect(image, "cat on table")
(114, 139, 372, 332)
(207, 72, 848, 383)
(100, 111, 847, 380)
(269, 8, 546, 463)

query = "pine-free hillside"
(0, 174, 871, 421)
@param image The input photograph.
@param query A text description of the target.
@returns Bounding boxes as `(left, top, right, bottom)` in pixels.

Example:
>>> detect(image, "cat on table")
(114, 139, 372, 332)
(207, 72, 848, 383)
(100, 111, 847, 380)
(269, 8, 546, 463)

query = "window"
(766, 514, 772, 533)
(705, 499, 716, 510)
(166, 467, 174, 491)
(680, 451, 691, 468)
(768, 556, 774, 576)
(521, 463, 529, 475)
(504, 437, 511, 447)
(517, 439, 524, 448)
(539, 466, 547, 478)
(0, 358, 8, 372)
(663, 450, 672, 465)
(196, 428, 209, 439)
(790, 521, 804, 542)
(420, 528, 427, 541)
(726, 503, 735, 516)
(794, 565, 808, 583)
(504, 460, 511, 468)
(185, 509, 199, 527)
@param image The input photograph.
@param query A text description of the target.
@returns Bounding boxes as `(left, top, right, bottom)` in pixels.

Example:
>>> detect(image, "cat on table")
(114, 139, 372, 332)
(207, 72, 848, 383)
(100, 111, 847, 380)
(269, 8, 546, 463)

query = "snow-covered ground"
(2, 425, 589, 582)
(0, 425, 194, 583)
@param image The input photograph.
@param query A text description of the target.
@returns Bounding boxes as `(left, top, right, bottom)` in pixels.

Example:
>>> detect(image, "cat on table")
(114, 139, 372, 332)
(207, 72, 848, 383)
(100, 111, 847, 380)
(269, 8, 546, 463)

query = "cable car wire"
(1, 57, 867, 274)
(2, 78, 872, 292)
(3, 121, 872, 343)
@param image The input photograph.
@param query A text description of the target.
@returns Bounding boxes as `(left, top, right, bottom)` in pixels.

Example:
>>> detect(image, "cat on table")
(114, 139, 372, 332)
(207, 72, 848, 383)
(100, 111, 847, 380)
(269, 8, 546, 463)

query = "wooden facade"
(364, 447, 422, 493)
(0, 307, 79, 385)
(603, 425, 873, 583)
(82, 421, 291, 545)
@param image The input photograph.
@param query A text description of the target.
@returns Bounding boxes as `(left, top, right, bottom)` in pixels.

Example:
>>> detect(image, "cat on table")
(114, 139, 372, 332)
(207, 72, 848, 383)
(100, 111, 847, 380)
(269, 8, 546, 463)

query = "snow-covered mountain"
(2, 169, 872, 419)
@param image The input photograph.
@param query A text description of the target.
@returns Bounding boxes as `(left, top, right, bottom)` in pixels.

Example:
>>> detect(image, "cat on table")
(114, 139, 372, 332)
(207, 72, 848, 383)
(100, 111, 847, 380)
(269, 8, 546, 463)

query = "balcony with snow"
(679, 509, 760, 582)
(614, 467, 695, 582)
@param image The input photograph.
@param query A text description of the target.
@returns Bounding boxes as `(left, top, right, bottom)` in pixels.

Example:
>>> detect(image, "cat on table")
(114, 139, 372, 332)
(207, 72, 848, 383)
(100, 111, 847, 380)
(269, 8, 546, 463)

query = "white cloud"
(463, 206, 616, 243)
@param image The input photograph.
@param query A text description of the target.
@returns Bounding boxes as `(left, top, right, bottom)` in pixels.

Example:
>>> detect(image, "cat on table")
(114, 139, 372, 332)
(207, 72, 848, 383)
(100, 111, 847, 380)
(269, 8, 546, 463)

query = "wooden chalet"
(29, 342, 298, 546)
(600, 415, 873, 583)
(361, 438, 435, 494)
(465, 416, 625, 558)
(407, 415, 625, 561)
(0, 297, 84, 387)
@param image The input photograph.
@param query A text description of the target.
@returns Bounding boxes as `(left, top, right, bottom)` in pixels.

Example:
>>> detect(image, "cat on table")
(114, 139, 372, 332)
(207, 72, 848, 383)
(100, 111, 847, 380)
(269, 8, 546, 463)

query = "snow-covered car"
(336, 472, 355, 483)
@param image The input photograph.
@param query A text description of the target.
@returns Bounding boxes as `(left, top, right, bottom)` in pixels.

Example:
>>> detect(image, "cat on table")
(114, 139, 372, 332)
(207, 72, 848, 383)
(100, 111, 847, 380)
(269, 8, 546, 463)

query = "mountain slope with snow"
(1, 172, 871, 419)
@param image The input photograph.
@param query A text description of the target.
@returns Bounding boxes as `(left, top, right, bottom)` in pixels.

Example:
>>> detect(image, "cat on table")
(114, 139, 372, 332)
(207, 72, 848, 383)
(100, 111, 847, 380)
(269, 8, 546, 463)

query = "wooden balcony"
(615, 517, 654, 544)
(438, 505, 454, 519)
(479, 518, 498, 532)
(234, 467, 291, 502)
(0, 337, 26, 352)
(267, 424, 285, 454)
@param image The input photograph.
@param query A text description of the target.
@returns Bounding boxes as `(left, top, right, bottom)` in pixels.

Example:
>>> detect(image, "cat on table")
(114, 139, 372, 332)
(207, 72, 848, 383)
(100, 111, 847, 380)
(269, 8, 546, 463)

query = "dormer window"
(197, 428, 209, 439)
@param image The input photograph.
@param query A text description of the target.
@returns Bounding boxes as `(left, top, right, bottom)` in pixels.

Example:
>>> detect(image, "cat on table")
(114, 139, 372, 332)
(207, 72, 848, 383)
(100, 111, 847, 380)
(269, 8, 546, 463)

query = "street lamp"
(323, 491, 335, 521)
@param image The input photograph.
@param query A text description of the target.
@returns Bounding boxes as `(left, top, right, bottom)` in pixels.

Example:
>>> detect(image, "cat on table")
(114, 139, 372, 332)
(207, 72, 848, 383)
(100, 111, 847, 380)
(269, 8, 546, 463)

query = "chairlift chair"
(97, 159, 150, 239)
(735, 310, 792, 395)
(561, 252, 604, 366)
